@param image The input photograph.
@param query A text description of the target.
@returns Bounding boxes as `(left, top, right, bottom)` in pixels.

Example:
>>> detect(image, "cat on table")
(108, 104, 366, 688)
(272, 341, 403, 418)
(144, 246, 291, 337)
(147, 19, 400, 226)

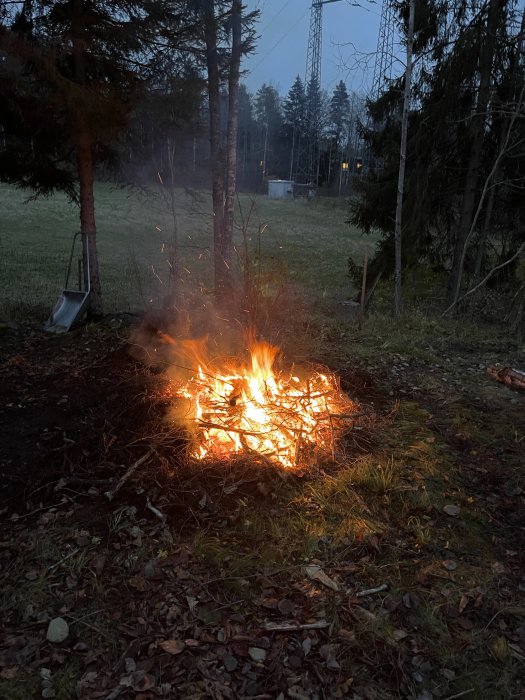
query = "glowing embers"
(166, 332, 356, 469)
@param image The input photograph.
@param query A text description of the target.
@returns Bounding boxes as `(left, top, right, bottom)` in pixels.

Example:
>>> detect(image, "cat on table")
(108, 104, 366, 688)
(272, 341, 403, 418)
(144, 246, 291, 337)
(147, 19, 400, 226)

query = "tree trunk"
(166, 138, 180, 311)
(203, 0, 226, 302)
(76, 124, 102, 316)
(72, 3, 102, 317)
(447, 0, 501, 306)
(222, 0, 242, 303)
(393, 0, 415, 317)
(289, 124, 295, 181)
(473, 176, 496, 278)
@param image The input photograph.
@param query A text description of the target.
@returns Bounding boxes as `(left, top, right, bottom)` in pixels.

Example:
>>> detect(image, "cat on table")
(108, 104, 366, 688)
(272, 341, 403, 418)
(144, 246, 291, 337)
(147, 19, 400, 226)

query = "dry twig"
(356, 583, 389, 597)
(263, 620, 330, 632)
(105, 449, 154, 501)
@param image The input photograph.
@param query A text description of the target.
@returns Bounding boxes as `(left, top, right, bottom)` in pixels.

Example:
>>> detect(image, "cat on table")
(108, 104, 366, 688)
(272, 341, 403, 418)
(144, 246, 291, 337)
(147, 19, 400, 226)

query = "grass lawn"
(0, 182, 368, 320)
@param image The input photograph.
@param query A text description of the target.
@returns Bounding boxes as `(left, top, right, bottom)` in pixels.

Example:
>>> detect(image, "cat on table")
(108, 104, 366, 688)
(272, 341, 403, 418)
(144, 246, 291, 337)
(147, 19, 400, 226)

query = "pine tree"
(254, 83, 283, 179)
(282, 76, 306, 179)
(329, 80, 350, 152)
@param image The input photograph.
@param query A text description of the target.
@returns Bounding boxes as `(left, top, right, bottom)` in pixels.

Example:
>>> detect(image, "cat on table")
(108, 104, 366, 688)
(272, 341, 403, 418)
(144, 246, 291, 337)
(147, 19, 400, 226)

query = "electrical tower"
(365, 0, 396, 171)
(370, 0, 396, 103)
(296, 0, 342, 187)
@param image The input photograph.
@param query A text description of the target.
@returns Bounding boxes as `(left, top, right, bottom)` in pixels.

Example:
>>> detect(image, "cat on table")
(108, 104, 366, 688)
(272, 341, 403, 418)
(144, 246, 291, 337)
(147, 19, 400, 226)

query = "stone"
(46, 617, 69, 644)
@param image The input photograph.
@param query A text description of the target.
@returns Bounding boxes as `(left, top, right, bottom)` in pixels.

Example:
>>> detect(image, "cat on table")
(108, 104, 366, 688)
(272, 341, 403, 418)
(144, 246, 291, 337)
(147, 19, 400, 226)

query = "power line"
(259, 0, 292, 35)
(250, 6, 311, 73)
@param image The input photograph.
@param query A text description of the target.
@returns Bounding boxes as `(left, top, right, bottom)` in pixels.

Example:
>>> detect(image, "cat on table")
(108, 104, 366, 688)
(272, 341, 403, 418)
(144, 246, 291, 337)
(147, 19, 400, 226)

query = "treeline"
(233, 79, 366, 191)
(353, 0, 525, 312)
(118, 78, 367, 193)
(0, 3, 366, 198)
(15, 74, 367, 194)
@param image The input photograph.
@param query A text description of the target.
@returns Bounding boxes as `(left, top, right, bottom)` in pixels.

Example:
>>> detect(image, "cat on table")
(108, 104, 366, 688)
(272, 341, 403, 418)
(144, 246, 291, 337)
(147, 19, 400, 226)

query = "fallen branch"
(356, 583, 389, 597)
(486, 366, 525, 392)
(105, 450, 154, 501)
(263, 620, 330, 632)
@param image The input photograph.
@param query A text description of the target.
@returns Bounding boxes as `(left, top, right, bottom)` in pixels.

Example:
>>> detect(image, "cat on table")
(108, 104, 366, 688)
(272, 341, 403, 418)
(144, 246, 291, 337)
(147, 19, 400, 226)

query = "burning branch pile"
(163, 332, 358, 469)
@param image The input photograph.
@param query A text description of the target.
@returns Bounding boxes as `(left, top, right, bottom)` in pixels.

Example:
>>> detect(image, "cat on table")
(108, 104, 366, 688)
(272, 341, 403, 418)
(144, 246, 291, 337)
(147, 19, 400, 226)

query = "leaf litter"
(0, 322, 524, 699)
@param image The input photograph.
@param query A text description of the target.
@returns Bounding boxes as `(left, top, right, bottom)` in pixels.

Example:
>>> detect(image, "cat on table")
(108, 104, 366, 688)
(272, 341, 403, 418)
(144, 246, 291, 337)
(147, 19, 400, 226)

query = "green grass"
(0, 182, 370, 319)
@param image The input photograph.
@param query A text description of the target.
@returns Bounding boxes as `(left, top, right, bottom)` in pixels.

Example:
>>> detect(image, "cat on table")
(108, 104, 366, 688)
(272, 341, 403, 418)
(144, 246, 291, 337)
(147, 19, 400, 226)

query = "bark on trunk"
(166, 138, 180, 311)
(447, 0, 501, 306)
(393, 0, 415, 317)
(222, 0, 242, 303)
(473, 177, 496, 278)
(203, 0, 226, 303)
(76, 124, 103, 317)
(72, 4, 102, 317)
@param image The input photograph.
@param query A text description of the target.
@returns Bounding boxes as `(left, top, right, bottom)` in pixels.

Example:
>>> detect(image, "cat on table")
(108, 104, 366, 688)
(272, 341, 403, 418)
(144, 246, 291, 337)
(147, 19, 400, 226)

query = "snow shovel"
(45, 232, 91, 333)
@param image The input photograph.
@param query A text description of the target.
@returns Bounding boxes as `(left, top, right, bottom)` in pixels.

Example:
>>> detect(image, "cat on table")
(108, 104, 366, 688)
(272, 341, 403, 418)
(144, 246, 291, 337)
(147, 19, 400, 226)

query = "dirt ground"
(0, 317, 524, 700)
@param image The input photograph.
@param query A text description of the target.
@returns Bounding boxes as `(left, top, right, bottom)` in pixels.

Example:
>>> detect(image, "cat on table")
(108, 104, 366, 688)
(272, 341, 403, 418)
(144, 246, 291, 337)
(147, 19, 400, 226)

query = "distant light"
(341, 162, 349, 170)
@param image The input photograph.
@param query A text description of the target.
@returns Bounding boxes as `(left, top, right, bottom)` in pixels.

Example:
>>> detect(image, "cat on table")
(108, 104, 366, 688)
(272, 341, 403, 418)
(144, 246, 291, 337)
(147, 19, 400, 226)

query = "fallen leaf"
(305, 564, 339, 591)
(440, 668, 456, 681)
(278, 599, 296, 616)
(223, 653, 238, 672)
(459, 594, 469, 614)
(0, 667, 18, 680)
(186, 596, 198, 612)
(443, 504, 460, 517)
(457, 617, 474, 630)
(128, 576, 146, 591)
(393, 629, 408, 641)
(159, 639, 185, 655)
(442, 559, 458, 571)
(288, 655, 302, 669)
(92, 555, 106, 576)
(76, 671, 98, 698)
(132, 671, 155, 692)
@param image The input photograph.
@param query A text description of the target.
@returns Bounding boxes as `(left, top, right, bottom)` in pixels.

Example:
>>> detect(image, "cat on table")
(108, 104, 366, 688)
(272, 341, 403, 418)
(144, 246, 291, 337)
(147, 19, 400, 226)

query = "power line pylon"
(365, 0, 396, 172)
(371, 0, 396, 103)
(296, 0, 342, 187)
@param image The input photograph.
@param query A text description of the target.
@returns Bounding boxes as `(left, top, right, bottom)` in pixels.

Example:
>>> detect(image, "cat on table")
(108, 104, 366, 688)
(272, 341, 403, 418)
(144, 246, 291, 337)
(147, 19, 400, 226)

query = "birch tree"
(393, 0, 415, 317)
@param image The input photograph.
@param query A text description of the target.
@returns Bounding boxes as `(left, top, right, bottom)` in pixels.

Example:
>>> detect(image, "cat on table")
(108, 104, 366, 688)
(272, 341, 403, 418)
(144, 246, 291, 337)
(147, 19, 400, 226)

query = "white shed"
(268, 180, 294, 200)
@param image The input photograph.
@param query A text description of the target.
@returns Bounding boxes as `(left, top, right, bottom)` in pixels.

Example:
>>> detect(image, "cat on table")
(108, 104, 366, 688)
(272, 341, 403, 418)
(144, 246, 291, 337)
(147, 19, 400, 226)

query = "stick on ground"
(105, 449, 154, 501)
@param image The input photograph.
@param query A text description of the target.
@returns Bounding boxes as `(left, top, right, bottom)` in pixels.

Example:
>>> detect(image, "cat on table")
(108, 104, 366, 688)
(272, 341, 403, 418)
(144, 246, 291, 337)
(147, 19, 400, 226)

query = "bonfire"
(162, 330, 357, 469)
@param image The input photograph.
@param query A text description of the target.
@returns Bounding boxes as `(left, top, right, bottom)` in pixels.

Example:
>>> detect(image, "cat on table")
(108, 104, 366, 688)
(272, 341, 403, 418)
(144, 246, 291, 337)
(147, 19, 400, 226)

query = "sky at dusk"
(242, 0, 390, 98)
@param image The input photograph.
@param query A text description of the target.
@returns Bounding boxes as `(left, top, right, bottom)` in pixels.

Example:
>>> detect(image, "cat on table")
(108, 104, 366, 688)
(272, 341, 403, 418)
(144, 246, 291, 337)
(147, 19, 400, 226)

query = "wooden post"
(359, 247, 368, 328)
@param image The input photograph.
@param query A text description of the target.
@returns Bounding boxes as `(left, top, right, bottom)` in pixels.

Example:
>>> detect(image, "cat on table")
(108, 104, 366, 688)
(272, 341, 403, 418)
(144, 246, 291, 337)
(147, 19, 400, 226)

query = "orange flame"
(165, 331, 355, 469)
